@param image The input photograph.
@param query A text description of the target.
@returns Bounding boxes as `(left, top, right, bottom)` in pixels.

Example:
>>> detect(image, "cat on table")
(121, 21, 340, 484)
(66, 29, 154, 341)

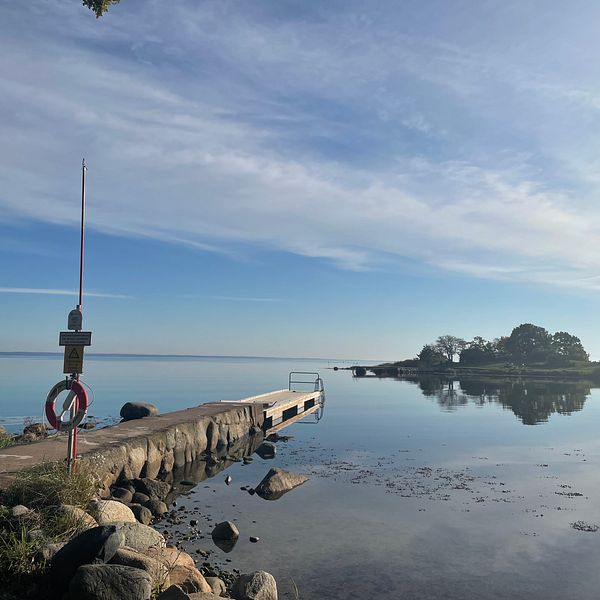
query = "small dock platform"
(219, 372, 325, 433)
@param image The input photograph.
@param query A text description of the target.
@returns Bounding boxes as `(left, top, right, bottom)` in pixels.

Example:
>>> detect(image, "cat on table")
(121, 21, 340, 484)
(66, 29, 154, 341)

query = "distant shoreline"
(347, 362, 600, 382)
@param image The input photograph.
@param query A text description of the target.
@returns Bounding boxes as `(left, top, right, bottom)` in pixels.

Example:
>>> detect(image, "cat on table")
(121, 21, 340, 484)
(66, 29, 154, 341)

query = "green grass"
(0, 461, 99, 590)
(0, 426, 14, 449)
(2, 461, 98, 510)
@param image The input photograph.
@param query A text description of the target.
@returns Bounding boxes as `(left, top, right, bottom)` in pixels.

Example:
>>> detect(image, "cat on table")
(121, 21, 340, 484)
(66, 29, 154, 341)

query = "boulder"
(21, 422, 48, 442)
(132, 478, 171, 500)
(133, 492, 151, 505)
(11, 505, 30, 517)
(205, 576, 227, 596)
(90, 499, 137, 525)
(254, 443, 276, 460)
(51, 525, 123, 585)
(232, 571, 277, 600)
(157, 586, 222, 600)
(144, 546, 195, 571)
(69, 564, 152, 600)
(111, 521, 166, 552)
(130, 503, 153, 525)
(55, 504, 98, 530)
(37, 541, 66, 562)
(111, 546, 170, 588)
(255, 468, 307, 501)
(211, 521, 239, 553)
(112, 487, 134, 504)
(168, 565, 212, 594)
(144, 498, 168, 517)
(120, 402, 158, 422)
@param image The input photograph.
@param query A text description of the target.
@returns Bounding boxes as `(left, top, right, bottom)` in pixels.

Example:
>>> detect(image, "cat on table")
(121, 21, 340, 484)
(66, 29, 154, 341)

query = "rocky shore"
(0, 404, 308, 600)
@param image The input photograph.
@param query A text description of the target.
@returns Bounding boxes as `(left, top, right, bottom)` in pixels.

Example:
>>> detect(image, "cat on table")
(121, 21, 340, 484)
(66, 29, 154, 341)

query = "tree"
(505, 324, 552, 364)
(418, 344, 445, 366)
(83, 0, 121, 18)
(435, 335, 466, 363)
(460, 336, 495, 365)
(551, 332, 589, 362)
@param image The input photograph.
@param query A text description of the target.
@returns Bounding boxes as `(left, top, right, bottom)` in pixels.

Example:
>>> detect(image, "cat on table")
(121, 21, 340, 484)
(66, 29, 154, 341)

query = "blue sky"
(1, 0, 600, 359)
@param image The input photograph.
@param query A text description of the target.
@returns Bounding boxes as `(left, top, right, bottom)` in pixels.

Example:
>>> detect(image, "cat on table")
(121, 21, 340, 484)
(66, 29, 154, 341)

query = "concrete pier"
(0, 377, 325, 491)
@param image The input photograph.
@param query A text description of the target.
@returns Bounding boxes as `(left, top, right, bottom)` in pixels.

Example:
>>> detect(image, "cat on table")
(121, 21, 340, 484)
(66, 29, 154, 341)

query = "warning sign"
(63, 345, 84, 374)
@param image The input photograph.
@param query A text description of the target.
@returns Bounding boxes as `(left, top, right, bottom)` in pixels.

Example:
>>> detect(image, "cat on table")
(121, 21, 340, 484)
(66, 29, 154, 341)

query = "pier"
(0, 372, 325, 491)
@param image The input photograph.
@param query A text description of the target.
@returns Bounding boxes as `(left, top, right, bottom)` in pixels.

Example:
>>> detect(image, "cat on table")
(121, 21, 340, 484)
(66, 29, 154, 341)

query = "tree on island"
(434, 335, 466, 362)
(83, 0, 120, 18)
(417, 323, 589, 367)
(418, 344, 445, 366)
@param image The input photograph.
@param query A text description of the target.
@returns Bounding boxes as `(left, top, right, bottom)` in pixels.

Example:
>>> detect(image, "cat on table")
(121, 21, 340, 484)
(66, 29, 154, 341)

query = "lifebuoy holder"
(45, 379, 88, 432)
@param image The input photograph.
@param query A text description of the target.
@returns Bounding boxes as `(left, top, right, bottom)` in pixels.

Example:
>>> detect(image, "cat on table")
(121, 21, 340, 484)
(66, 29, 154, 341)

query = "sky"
(1, 0, 600, 359)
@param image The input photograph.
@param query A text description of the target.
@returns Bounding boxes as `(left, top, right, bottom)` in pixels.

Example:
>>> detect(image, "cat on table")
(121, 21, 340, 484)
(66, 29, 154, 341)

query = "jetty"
(0, 372, 325, 492)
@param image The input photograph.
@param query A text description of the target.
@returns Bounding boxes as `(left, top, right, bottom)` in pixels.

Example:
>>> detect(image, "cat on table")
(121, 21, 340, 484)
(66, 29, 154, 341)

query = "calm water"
(2, 355, 600, 599)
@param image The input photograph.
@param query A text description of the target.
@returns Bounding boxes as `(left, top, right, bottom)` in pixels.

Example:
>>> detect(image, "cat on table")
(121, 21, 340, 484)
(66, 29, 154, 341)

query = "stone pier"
(0, 402, 264, 491)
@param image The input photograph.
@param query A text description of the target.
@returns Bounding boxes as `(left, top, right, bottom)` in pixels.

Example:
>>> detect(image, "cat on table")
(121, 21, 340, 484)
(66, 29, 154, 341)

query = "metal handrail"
(288, 371, 324, 393)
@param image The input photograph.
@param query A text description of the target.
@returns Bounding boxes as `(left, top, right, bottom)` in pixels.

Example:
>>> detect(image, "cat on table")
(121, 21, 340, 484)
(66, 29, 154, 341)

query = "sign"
(68, 308, 83, 331)
(63, 346, 84, 374)
(59, 331, 92, 346)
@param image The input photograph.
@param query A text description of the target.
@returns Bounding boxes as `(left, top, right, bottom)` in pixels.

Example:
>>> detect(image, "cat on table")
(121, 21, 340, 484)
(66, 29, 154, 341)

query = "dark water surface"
(2, 355, 600, 599)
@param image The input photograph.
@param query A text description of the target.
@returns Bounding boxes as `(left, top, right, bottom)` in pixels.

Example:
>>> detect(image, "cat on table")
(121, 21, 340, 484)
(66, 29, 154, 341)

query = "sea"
(2, 353, 600, 599)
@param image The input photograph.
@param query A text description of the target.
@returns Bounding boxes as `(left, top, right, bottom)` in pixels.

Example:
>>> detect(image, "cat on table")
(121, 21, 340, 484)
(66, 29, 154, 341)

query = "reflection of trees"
(405, 376, 589, 425)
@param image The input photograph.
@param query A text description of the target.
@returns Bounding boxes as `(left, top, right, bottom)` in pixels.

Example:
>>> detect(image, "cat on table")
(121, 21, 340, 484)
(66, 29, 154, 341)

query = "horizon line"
(0, 351, 378, 363)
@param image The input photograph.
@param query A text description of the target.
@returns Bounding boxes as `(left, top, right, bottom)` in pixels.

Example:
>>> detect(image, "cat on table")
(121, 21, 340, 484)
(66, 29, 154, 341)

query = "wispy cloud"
(2, 2, 600, 291)
(0, 288, 131, 299)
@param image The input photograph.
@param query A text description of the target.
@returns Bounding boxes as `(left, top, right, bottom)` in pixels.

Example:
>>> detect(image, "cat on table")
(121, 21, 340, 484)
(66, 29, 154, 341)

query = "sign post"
(45, 159, 91, 473)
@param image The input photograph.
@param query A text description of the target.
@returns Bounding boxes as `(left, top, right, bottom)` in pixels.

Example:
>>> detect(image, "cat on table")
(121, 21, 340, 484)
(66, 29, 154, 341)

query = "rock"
(132, 478, 172, 500)
(249, 425, 262, 436)
(254, 443, 276, 460)
(205, 576, 227, 596)
(232, 571, 277, 600)
(120, 402, 159, 422)
(51, 525, 123, 585)
(144, 498, 168, 517)
(255, 468, 307, 501)
(55, 504, 98, 530)
(21, 422, 47, 442)
(190, 519, 198, 527)
(144, 547, 211, 593)
(157, 585, 221, 600)
(79, 421, 96, 430)
(242, 457, 253, 464)
(69, 564, 152, 600)
(37, 541, 65, 562)
(266, 433, 291, 443)
(112, 487, 135, 504)
(249, 536, 259, 543)
(211, 521, 239, 553)
(27, 528, 45, 543)
(110, 546, 170, 588)
(157, 585, 189, 600)
(90, 499, 137, 525)
(11, 504, 29, 517)
(112, 521, 166, 552)
(133, 492, 151, 505)
(130, 503, 153, 525)
(144, 546, 196, 571)
(168, 565, 212, 593)
(225, 475, 232, 485)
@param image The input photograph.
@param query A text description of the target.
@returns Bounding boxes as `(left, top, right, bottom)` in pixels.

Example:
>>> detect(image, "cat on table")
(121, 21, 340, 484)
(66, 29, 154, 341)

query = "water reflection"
(406, 376, 589, 425)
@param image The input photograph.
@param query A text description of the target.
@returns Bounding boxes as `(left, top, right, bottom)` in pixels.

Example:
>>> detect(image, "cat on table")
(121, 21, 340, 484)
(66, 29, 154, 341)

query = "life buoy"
(45, 379, 88, 431)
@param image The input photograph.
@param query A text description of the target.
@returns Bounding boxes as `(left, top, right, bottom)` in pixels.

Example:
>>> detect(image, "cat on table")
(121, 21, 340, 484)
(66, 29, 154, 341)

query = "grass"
(2, 461, 97, 510)
(0, 426, 14, 449)
(0, 461, 99, 590)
